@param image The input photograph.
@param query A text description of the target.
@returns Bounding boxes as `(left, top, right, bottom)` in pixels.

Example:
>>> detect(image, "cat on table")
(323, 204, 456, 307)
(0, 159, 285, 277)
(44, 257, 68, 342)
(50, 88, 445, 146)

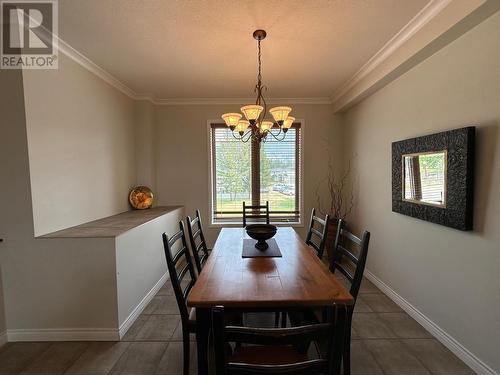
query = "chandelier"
(221, 30, 294, 143)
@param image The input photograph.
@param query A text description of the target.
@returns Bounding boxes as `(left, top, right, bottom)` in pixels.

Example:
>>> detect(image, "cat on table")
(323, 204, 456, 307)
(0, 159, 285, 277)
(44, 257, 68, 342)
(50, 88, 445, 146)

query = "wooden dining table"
(187, 226, 354, 375)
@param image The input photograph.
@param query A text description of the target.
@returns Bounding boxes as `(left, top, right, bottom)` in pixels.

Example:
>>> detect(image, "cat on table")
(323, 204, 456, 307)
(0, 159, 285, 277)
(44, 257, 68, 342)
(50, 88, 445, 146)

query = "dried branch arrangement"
(315, 152, 355, 220)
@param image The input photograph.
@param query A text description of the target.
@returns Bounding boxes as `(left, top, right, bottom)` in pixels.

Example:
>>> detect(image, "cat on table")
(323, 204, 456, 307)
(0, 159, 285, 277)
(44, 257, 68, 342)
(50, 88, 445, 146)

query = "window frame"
(207, 119, 305, 228)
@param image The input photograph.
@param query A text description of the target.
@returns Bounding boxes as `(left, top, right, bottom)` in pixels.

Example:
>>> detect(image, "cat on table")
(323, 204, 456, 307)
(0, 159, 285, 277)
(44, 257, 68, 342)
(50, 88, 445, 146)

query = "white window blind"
(210, 123, 302, 223)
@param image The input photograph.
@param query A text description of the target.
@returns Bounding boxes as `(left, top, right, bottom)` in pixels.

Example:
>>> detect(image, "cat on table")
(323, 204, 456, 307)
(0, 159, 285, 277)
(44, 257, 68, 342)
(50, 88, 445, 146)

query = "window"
(403, 151, 447, 207)
(210, 122, 302, 224)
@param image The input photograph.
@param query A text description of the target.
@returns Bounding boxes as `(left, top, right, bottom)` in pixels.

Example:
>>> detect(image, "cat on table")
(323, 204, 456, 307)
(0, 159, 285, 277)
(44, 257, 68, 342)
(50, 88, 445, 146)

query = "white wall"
(0, 55, 141, 334)
(22, 53, 137, 236)
(0, 269, 6, 341)
(134, 100, 157, 191)
(116, 207, 183, 327)
(342, 11, 500, 373)
(155, 104, 342, 245)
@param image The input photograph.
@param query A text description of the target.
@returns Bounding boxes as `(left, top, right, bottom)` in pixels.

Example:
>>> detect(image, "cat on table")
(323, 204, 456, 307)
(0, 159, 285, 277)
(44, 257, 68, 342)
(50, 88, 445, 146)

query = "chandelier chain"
(257, 39, 262, 87)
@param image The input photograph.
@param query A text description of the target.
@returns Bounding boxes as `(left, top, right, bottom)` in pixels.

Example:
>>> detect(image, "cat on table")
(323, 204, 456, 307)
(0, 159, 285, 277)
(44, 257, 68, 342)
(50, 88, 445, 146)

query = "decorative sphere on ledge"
(129, 186, 154, 210)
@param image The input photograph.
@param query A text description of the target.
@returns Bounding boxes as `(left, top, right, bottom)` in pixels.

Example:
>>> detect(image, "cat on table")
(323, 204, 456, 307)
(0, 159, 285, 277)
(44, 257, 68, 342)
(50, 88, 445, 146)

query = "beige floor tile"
(352, 313, 397, 339)
(20, 342, 89, 375)
(142, 296, 162, 315)
(354, 295, 373, 312)
(361, 293, 403, 312)
(0, 343, 50, 375)
(135, 315, 181, 341)
(64, 342, 130, 375)
(121, 315, 148, 341)
(359, 278, 380, 294)
(143, 295, 180, 315)
(154, 342, 197, 375)
(351, 326, 360, 339)
(350, 340, 384, 375)
(378, 313, 432, 339)
(171, 320, 196, 342)
(402, 339, 474, 375)
(155, 282, 174, 296)
(364, 339, 431, 375)
(108, 342, 167, 375)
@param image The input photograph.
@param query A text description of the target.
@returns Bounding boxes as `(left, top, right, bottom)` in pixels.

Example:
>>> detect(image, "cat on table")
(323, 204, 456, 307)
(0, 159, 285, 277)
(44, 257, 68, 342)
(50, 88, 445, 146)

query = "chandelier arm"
(241, 130, 253, 143)
(231, 131, 243, 141)
(267, 129, 287, 141)
(270, 124, 282, 137)
(231, 128, 252, 141)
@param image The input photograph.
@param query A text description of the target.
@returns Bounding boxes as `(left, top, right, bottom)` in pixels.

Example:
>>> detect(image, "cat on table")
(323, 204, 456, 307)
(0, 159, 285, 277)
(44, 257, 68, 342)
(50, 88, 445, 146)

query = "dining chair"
(242, 201, 270, 227)
(162, 221, 198, 375)
(212, 305, 341, 375)
(186, 209, 210, 274)
(288, 219, 370, 375)
(305, 208, 330, 259)
(328, 219, 371, 375)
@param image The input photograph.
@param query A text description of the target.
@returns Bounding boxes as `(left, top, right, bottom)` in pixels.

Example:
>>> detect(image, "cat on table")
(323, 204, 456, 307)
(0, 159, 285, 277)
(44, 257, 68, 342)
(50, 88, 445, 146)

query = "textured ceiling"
(59, 0, 430, 99)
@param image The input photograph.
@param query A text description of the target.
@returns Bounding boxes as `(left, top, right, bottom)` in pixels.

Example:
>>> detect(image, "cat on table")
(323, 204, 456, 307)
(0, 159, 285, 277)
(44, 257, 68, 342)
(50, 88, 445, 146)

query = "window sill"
(208, 221, 304, 229)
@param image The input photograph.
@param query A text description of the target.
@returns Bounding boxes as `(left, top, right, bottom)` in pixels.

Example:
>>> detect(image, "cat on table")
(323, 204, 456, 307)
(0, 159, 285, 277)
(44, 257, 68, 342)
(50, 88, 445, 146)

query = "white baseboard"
(364, 270, 497, 375)
(0, 331, 7, 347)
(7, 328, 119, 341)
(118, 272, 169, 339)
(6, 272, 169, 342)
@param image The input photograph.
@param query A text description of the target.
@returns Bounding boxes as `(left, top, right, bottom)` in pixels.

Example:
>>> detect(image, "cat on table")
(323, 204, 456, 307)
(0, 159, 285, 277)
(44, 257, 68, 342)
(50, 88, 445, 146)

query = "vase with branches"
(315, 152, 355, 260)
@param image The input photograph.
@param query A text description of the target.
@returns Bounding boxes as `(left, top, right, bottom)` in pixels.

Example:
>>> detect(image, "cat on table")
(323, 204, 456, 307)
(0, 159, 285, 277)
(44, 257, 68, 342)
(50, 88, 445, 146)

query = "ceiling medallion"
(221, 30, 294, 143)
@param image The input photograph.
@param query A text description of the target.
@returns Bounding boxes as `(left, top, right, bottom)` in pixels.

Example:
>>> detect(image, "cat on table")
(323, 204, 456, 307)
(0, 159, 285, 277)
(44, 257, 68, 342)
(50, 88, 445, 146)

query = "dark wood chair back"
(162, 221, 197, 323)
(213, 305, 337, 375)
(186, 209, 210, 274)
(242, 201, 270, 227)
(305, 208, 330, 259)
(329, 219, 370, 301)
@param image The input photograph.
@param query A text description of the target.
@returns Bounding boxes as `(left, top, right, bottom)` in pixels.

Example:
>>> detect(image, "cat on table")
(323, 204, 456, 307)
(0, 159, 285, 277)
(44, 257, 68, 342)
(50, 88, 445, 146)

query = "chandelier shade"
(240, 105, 264, 122)
(269, 106, 292, 124)
(236, 120, 250, 133)
(220, 30, 293, 143)
(221, 113, 242, 128)
(282, 116, 295, 130)
(260, 121, 273, 132)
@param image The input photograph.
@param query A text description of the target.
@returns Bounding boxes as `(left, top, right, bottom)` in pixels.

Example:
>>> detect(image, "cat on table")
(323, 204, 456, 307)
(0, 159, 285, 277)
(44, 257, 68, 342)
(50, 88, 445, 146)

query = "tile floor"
(0, 277, 474, 375)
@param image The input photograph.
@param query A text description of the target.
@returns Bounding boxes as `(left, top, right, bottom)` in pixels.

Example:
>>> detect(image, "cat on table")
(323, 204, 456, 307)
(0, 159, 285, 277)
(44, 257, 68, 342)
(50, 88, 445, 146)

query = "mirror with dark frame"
(402, 151, 447, 207)
(392, 126, 475, 231)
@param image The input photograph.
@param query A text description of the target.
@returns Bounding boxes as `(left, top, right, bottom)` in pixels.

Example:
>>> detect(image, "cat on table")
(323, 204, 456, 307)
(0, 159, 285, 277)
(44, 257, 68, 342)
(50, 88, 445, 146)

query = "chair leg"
(343, 318, 352, 375)
(183, 330, 190, 375)
(343, 338, 351, 375)
(281, 312, 287, 328)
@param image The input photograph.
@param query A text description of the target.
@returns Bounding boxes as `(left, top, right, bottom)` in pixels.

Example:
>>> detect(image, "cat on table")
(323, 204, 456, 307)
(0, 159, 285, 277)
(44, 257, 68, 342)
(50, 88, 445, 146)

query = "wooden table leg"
(333, 305, 347, 375)
(196, 307, 210, 375)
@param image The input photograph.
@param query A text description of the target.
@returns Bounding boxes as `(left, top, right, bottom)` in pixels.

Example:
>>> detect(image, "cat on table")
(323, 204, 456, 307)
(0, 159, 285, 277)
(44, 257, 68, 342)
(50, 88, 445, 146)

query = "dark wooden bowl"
(246, 224, 277, 250)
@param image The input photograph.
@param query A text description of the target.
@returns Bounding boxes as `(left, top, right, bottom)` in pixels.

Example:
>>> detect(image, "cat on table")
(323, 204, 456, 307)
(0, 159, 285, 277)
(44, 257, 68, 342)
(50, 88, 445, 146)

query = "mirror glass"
(403, 151, 447, 207)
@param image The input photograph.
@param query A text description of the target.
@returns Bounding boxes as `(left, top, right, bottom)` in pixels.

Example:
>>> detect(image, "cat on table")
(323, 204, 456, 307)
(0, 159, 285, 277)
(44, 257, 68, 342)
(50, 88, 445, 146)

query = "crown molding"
(56, 36, 138, 99)
(55, 38, 332, 106)
(148, 97, 333, 105)
(330, 0, 452, 108)
(53, 0, 454, 109)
